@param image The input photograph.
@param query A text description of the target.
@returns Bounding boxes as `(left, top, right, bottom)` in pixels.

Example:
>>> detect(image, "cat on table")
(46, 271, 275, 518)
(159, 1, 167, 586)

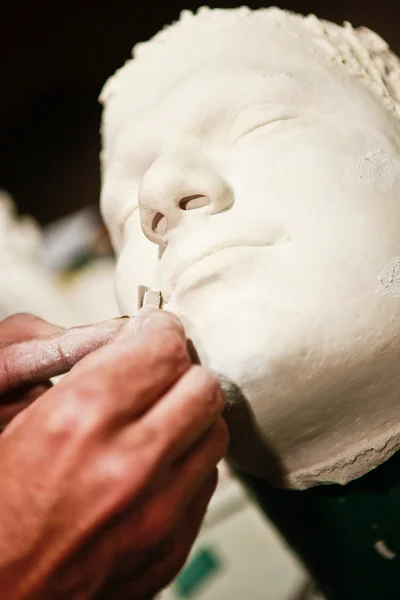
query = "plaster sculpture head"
(99, 7, 400, 489)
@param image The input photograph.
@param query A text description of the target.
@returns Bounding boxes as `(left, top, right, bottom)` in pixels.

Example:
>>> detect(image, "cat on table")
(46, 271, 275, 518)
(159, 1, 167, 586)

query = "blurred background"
(1, 3, 399, 598)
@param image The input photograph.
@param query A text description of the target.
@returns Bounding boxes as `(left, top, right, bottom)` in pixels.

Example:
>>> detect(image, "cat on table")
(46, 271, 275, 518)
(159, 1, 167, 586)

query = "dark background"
(1, 1, 399, 225)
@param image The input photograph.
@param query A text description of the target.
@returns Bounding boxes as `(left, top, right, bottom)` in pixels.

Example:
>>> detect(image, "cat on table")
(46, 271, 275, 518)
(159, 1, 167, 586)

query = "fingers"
(90, 419, 227, 588)
(0, 318, 129, 393)
(62, 309, 191, 421)
(128, 419, 226, 556)
(144, 473, 219, 597)
(128, 366, 225, 471)
(157, 418, 228, 516)
(0, 313, 63, 343)
(131, 418, 227, 541)
(146, 471, 219, 592)
(97, 473, 219, 600)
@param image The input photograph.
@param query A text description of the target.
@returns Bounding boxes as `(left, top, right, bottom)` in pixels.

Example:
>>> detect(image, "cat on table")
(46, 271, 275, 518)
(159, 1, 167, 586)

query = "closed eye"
(229, 104, 297, 145)
(235, 116, 294, 143)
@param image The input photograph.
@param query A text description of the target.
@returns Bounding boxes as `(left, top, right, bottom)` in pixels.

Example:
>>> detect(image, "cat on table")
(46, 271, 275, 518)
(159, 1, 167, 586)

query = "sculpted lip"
(163, 242, 275, 301)
(160, 225, 291, 301)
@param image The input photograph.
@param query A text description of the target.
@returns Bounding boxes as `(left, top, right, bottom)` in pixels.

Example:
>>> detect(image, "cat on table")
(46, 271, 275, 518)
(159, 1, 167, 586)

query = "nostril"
(179, 195, 210, 211)
(152, 212, 168, 235)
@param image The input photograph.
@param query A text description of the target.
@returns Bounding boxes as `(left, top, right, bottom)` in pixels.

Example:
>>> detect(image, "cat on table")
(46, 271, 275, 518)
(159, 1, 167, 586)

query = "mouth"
(163, 242, 277, 303)
(158, 221, 292, 304)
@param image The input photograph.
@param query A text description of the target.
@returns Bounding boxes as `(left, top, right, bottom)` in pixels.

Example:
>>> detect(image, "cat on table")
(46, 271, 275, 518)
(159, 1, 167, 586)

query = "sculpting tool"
(137, 285, 200, 365)
(137, 284, 164, 311)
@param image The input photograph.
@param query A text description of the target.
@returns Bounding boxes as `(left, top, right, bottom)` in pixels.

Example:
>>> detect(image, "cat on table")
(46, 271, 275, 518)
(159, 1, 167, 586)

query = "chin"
(164, 260, 400, 490)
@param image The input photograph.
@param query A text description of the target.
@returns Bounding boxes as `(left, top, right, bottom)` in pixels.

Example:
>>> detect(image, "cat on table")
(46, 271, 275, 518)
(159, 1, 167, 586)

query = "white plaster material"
(357, 147, 396, 192)
(99, 7, 400, 489)
(377, 257, 400, 298)
(138, 285, 163, 309)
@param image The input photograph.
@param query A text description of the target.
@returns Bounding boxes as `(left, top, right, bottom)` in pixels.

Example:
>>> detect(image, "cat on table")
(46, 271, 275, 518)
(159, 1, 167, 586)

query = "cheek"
(229, 140, 400, 288)
(228, 138, 348, 222)
(235, 139, 380, 224)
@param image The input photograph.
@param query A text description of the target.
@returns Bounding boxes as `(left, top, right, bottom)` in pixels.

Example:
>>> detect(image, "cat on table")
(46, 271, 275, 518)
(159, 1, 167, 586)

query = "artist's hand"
(0, 312, 129, 430)
(0, 309, 228, 600)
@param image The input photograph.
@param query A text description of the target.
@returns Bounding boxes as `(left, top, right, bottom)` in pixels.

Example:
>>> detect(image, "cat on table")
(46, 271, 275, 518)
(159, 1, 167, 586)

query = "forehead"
(102, 24, 393, 161)
(122, 26, 305, 104)
(102, 23, 326, 138)
(104, 57, 325, 157)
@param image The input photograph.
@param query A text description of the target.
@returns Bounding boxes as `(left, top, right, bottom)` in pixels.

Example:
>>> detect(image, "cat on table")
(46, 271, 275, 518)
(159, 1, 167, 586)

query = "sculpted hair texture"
(100, 6, 400, 122)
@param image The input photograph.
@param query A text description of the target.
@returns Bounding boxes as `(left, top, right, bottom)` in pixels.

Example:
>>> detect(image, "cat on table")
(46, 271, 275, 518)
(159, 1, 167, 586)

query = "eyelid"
(229, 104, 298, 145)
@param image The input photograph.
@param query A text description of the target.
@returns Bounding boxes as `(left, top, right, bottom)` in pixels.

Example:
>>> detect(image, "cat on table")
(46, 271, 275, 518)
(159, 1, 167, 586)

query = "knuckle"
(43, 389, 101, 442)
(159, 329, 187, 361)
(43, 397, 81, 441)
(65, 365, 116, 409)
(188, 366, 224, 407)
(93, 450, 133, 491)
(146, 328, 189, 368)
(191, 366, 220, 391)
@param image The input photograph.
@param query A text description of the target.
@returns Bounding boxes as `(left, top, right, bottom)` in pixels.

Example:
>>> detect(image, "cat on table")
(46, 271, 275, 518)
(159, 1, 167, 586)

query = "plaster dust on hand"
(357, 147, 396, 192)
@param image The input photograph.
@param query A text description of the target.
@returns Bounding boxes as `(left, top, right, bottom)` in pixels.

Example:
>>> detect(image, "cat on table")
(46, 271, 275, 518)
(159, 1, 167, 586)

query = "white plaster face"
(101, 10, 400, 488)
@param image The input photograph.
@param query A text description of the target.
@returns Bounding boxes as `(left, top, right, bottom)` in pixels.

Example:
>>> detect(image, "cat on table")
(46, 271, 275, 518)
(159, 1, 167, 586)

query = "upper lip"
(163, 241, 276, 301)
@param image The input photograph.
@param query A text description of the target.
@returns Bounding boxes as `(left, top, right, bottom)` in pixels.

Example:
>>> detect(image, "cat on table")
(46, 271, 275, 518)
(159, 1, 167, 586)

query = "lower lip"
(165, 244, 270, 301)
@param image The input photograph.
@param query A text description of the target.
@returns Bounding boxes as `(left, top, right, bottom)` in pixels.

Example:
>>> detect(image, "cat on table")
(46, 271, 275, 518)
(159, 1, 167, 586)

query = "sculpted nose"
(138, 155, 234, 246)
